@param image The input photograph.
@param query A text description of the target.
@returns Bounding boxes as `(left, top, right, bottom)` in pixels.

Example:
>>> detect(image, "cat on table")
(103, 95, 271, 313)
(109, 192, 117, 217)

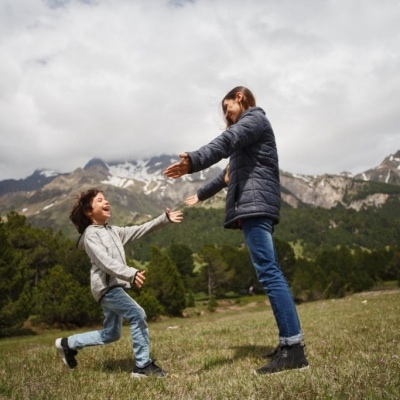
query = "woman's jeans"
(67, 287, 151, 368)
(241, 217, 303, 345)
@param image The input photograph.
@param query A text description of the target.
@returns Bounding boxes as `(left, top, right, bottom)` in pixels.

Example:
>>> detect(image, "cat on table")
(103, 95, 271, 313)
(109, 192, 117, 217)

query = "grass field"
(1, 290, 399, 399)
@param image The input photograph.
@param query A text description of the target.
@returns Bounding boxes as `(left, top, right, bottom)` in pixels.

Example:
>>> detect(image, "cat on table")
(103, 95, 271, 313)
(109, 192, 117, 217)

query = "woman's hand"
(166, 208, 184, 223)
(133, 270, 146, 288)
(224, 164, 230, 185)
(184, 194, 199, 206)
(164, 153, 191, 178)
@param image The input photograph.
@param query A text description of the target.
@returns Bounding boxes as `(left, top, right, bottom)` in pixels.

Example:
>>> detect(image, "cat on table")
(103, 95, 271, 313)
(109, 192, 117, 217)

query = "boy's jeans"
(68, 287, 151, 368)
(241, 217, 303, 345)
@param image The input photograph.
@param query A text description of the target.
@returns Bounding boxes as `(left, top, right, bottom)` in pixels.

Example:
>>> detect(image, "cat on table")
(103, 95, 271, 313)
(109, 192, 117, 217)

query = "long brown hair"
(222, 86, 256, 127)
(70, 188, 102, 234)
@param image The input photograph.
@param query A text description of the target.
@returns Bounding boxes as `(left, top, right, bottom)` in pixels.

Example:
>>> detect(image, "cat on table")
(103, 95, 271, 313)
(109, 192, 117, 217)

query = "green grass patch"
(1, 290, 399, 399)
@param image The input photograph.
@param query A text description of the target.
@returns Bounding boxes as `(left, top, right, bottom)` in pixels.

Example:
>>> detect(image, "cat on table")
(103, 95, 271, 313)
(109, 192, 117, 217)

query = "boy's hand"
(185, 194, 199, 206)
(134, 270, 146, 288)
(166, 208, 183, 223)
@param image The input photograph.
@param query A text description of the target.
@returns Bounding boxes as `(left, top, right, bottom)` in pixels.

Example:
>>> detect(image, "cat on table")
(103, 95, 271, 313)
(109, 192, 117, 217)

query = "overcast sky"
(1, 0, 399, 181)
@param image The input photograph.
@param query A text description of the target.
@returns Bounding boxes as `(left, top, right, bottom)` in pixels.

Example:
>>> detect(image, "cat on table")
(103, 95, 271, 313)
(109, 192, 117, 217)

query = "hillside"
(124, 198, 400, 261)
(1, 290, 399, 399)
(1, 151, 400, 247)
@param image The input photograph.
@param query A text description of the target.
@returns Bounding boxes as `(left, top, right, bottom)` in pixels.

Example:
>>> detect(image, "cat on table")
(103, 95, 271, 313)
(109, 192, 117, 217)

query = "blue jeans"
(241, 217, 303, 345)
(67, 287, 151, 368)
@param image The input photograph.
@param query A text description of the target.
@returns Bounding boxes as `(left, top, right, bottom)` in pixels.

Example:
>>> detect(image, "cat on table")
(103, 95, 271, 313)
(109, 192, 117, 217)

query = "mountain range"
(1, 150, 400, 237)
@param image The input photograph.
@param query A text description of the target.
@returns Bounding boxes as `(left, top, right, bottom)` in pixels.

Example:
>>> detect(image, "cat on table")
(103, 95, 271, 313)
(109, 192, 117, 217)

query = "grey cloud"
(0, 0, 399, 180)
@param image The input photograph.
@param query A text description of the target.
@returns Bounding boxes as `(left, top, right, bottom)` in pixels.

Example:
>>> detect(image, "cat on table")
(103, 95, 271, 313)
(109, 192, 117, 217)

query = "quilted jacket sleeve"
(187, 108, 267, 172)
(197, 169, 227, 201)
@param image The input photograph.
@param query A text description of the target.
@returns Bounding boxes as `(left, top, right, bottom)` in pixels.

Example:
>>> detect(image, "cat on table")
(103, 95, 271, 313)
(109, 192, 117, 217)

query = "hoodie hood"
(76, 224, 106, 250)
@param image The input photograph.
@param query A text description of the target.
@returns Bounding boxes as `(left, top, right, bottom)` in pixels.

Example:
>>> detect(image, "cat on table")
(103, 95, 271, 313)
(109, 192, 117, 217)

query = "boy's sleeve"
(116, 212, 170, 245)
(84, 232, 138, 282)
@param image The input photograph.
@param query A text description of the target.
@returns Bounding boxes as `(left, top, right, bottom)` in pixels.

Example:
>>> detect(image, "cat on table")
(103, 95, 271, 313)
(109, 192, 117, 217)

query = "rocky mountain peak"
(84, 158, 109, 171)
(1, 152, 400, 236)
(355, 150, 400, 185)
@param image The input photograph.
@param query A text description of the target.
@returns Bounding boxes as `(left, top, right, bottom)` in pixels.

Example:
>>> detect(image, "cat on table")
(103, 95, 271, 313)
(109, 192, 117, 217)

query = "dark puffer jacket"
(188, 106, 280, 229)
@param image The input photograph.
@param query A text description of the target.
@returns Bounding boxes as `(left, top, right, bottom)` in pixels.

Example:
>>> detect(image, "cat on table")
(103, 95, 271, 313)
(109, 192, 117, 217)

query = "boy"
(56, 188, 183, 378)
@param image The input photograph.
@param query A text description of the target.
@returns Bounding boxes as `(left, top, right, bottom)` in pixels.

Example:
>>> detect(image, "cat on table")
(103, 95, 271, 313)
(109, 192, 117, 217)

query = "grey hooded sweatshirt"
(78, 212, 170, 302)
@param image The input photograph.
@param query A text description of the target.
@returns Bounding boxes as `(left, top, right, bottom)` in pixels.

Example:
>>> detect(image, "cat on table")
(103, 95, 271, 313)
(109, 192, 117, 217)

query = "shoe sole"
(254, 365, 310, 375)
(55, 338, 77, 369)
(55, 338, 68, 367)
(131, 372, 149, 378)
(131, 372, 167, 379)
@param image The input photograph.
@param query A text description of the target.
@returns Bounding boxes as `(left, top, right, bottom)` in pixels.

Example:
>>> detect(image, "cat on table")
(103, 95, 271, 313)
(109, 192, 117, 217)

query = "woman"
(164, 86, 309, 374)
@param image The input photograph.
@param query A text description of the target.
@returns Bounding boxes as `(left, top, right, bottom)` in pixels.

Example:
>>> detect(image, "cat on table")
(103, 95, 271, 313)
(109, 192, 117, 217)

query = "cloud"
(0, 0, 399, 180)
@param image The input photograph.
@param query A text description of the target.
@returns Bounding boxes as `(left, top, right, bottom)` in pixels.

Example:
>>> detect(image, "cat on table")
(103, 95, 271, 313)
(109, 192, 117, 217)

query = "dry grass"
(1, 290, 399, 399)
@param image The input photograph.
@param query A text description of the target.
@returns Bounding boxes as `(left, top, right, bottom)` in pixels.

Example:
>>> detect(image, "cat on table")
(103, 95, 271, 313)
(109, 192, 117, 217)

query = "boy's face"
(86, 192, 111, 225)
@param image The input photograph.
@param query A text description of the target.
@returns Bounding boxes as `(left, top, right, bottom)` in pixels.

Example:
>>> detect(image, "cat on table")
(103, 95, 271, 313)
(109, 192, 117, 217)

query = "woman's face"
(223, 92, 243, 125)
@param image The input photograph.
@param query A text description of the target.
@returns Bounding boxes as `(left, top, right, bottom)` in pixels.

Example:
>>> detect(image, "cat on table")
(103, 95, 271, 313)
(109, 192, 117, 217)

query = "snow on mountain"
(355, 150, 400, 185)
(107, 161, 157, 183)
(100, 159, 211, 195)
(0, 169, 63, 196)
(101, 176, 135, 189)
(100, 160, 167, 194)
(389, 154, 400, 166)
(40, 170, 59, 178)
(42, 203, 55, 211)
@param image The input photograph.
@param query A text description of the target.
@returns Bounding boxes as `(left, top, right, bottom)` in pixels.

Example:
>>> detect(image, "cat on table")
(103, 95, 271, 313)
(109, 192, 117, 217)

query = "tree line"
(129, 197, 400, 260)
(1, 208, 399, 337)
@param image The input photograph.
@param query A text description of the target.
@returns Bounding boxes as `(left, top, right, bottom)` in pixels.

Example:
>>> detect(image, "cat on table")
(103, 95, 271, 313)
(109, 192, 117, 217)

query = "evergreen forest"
(1, 197, 400, 337)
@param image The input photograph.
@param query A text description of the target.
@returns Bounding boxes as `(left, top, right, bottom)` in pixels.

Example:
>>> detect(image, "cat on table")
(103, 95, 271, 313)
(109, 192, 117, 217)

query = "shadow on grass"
(87, 344, 275, 375)
(94, 357, 134, 374)
(192, 344, 274, 374)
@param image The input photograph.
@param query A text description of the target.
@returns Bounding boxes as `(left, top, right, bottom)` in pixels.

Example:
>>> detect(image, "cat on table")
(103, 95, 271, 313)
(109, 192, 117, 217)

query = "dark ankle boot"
(256, 343, 309, 374)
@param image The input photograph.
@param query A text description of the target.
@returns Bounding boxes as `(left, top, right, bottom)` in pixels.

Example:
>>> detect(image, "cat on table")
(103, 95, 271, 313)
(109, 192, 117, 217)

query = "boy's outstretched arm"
(166, 208, 183, 223)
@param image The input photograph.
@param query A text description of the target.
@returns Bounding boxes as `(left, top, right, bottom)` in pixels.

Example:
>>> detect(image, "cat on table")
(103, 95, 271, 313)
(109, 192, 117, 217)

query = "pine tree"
(220, 244, 257, 294)
(33, 265, 101, 326)
(145, 246, 186, 316)
(0, 219, 30, 336)
(168, 243, 195, 288)
(198, 244, 232, 299)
